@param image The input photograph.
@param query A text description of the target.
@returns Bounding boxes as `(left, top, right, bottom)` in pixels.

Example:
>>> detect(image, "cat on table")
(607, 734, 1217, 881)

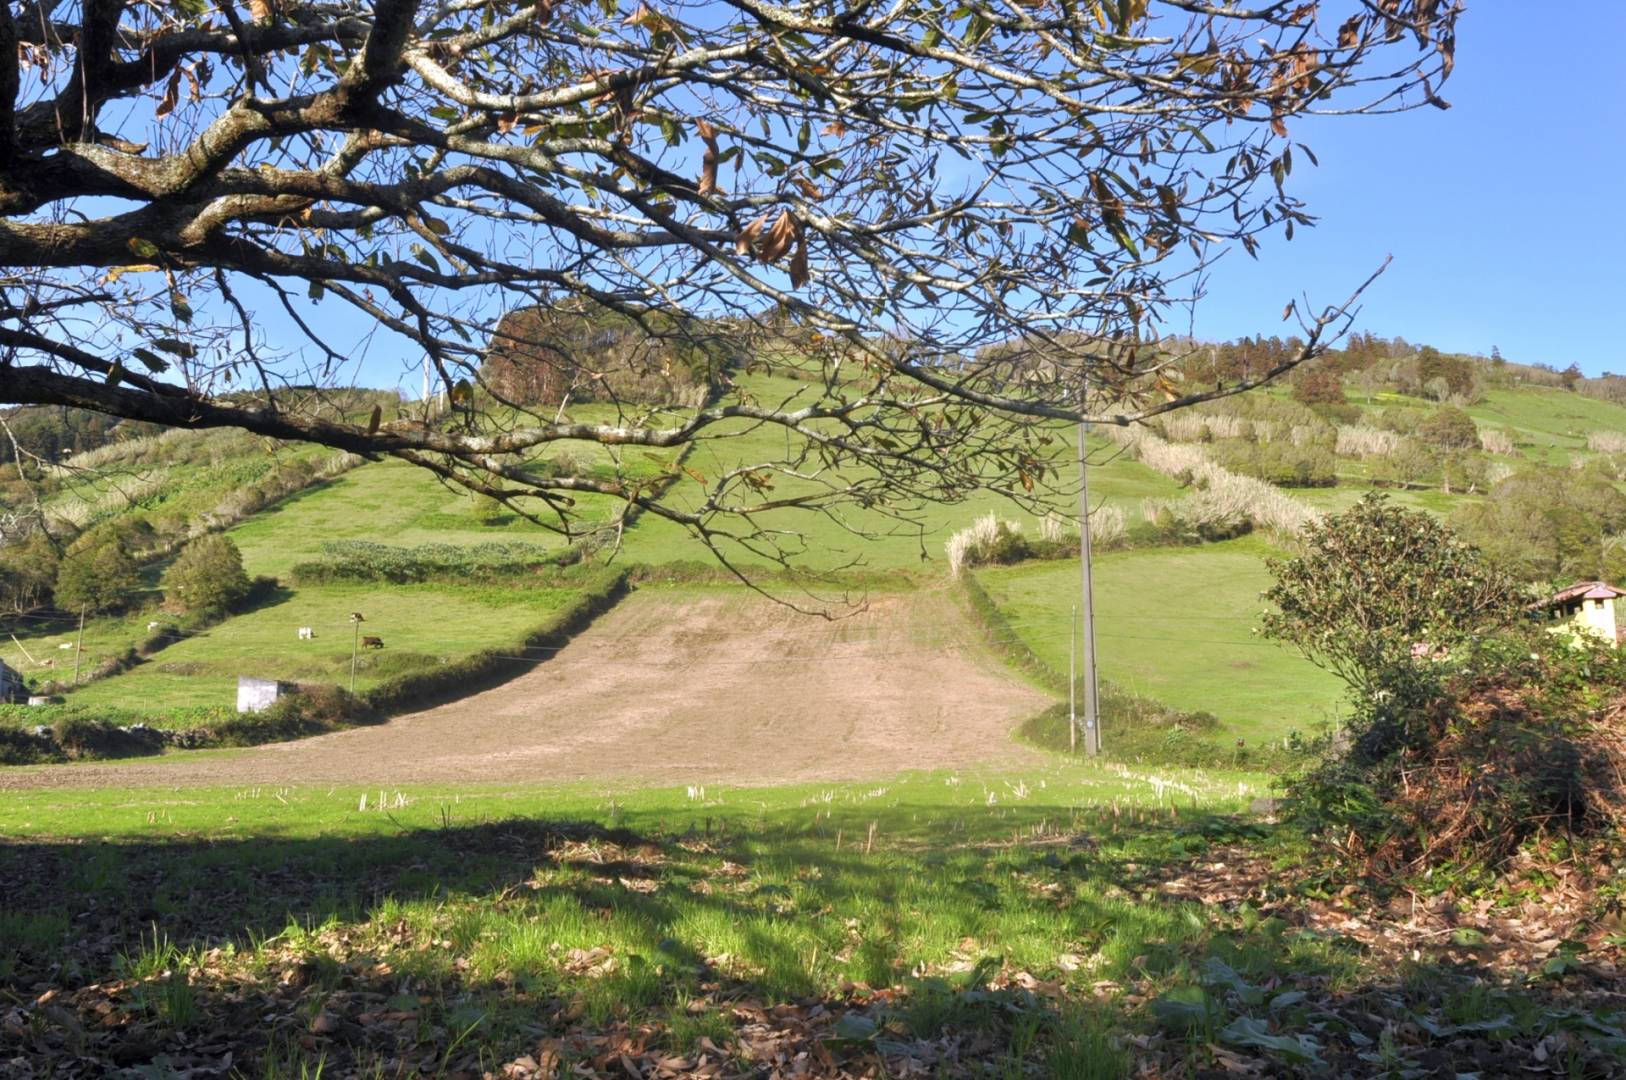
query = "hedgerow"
(290, 540, 571, 584)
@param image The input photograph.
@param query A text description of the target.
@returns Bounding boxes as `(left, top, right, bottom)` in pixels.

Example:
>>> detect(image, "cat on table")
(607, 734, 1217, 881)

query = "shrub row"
(1207, 438, 1337, 488)
(1103, 425, 1320, 536)
(291, 540, 571, 584)
(0, 687, 381, 764)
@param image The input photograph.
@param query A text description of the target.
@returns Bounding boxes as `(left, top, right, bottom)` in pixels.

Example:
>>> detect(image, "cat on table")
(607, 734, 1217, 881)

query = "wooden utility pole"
(73, 607, 85, 686)
(1068, 604, 1078, 754)
(349, 612, 364, 693)
(1077, 410, 1102, 755)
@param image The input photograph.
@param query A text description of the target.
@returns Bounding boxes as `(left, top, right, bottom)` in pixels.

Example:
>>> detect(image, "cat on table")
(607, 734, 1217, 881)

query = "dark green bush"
(50, 715, 166, 759)
(1018, 693, 1264, 769)
(0, 727, 63, 766)
(1415, 405, 1479, 449)
(53, 532, 141, 613)
(469, 494, 508, 525)
(213, 684, 377, 746)
(1454, 466, 1626, 584)
(161, 534, 251, 615)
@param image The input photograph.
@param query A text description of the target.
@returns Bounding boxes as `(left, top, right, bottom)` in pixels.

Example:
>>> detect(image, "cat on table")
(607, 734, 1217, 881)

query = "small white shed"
(236, 676, 296, 713)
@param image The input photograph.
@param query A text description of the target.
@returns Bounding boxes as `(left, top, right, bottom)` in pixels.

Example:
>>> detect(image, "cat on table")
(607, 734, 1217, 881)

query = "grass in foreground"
(3, 770, 1623, 1078)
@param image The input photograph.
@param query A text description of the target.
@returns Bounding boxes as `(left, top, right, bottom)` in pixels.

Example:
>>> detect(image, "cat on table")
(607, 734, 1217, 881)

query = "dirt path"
(0, 588, 1050, 790)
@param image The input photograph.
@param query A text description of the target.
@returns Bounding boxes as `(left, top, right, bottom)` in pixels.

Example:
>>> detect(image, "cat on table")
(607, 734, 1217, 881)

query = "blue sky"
(270, 3, 1626, 392)
(1191, 3, 1626, 375)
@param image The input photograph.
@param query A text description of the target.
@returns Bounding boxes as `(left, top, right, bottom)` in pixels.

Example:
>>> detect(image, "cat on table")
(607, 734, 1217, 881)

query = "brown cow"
(361, 635, 385, 649)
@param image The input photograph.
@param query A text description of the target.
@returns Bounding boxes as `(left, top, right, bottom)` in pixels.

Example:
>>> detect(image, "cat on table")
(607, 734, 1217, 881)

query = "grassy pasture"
(228, 457, 635, 579)
(1292, 484, 1473, 517)
(1465, 386, 1626, 464)
(50, 582, 580, 715)
(6, 377, 1622, 750)
(1340, 387, 1626, 470)
(621, 415, 1182, 571)
(976, 536, 1344, 745)
(2, 597, 164, 686)
(37, 427, 345, 533)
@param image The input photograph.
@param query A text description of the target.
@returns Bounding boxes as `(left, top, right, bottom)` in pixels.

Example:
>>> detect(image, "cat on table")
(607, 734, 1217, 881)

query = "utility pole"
(1068, 604, 1077, 754)
(1077, 401, 1102, 755)
(73, 607, 85, 686)
(349, 612, 364, 694)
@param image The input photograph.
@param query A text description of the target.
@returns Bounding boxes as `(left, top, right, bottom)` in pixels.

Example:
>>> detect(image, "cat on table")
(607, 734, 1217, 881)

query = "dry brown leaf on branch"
(789, 231, 810, 289)
(622, 3, 674, 34)
(1337, 14, 1362, 49)
(696, 119, 721, 197)
(757, 209, 797, 264)
(247, 0, 272, 22)
(154, 69, 181, 120)
(734, 216, 763, 257)
(534, 0, 557, 26)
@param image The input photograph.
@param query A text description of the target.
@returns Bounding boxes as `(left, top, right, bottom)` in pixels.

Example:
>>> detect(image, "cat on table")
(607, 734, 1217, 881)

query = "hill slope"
(8, 360, 1626, 763)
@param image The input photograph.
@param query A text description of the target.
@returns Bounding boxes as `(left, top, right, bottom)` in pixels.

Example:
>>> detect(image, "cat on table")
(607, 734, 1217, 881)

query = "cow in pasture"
(361, 636, 385, 649)
(298, 627, 315, 640)
(147, 621, 161, 631)
(57, 642, 74, 650)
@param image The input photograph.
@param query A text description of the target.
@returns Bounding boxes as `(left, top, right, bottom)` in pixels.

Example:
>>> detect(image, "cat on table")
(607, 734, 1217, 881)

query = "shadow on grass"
(2, 809, 1624, 1077)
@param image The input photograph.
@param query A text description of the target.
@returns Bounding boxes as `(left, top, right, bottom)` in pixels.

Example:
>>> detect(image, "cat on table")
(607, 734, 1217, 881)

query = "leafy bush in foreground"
(1262, 494, 1520, 705)
(1266, 495, 1626, 885)
(1288, 637, 1626, 885)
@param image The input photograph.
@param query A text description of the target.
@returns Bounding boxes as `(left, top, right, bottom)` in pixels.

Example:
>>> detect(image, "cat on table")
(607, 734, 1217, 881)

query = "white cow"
(298, 627, 315, 640)
(58, 642, 74, 650)
(147, 621, 161, 631)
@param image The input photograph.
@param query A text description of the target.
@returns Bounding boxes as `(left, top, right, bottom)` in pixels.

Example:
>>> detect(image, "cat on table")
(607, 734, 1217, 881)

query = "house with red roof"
(1534, 581, 1626, 646)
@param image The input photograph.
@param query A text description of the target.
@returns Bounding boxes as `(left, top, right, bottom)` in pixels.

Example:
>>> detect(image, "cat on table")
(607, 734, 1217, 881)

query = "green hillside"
(9, 355, 1626, 761)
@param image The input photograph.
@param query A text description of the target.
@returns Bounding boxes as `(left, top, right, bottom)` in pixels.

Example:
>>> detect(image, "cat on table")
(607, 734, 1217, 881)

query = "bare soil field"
(0, 587, 1049, 790)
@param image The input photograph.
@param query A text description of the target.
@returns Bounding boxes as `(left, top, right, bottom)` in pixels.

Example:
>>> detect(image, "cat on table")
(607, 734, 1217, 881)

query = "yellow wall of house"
(1561, 596, 1619, 646)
